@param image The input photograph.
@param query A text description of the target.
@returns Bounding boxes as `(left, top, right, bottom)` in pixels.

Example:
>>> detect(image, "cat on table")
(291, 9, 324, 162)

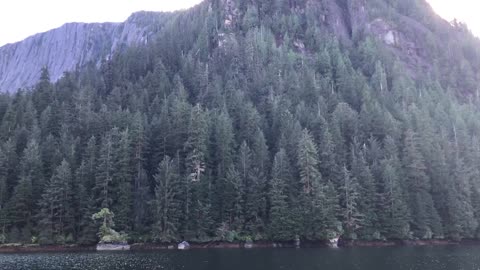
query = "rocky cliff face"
(216, 0, 444, 75)
(0, 0, 469, 92)
(0, 11, 168, 92)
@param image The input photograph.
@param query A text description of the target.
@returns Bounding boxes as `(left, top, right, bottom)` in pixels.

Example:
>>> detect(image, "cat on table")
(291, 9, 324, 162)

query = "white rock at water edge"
(96, 244, 131, 251)
(178, 241, 191, 250)
(329, 237, 340, 248)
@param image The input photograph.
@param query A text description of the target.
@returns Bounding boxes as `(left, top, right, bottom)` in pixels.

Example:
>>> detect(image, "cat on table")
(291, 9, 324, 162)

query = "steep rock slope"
(1, 0, 478, 96)
(216, 0, 480, 98)
(0, 11, 169, 92)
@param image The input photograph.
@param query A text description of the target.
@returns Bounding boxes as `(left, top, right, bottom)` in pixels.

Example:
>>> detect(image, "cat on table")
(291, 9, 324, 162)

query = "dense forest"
(2, 0, 480, 245)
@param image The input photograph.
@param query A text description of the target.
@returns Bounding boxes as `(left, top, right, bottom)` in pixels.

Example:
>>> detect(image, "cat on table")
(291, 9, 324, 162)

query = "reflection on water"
(1, 245, 480, 270)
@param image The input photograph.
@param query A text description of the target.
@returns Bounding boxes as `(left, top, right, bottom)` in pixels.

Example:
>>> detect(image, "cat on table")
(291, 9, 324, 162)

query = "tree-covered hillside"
(1, 0, 480, 244)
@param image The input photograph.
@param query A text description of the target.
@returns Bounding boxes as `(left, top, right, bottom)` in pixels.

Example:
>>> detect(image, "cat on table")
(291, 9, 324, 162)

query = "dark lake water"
(1, 246, 480, 270)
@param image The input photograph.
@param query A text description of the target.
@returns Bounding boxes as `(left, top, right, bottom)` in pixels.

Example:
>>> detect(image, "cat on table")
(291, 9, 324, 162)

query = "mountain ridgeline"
(1, 0, 480, 245)
(0, 11, 172, 92)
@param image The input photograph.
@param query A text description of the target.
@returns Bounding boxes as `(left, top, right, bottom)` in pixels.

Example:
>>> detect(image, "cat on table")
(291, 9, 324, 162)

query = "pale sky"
(0, 0, 478, 47)
(0, 0, 203, 46)
(428, 0, 480, 36)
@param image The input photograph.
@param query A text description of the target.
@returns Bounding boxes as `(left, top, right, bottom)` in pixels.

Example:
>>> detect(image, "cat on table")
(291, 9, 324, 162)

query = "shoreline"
(0, 239, 477, 253)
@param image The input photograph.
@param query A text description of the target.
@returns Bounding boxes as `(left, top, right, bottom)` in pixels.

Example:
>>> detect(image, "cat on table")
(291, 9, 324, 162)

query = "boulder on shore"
(294, 237, 301, 248)
(96, 243, 130, 251)
(178, 241, 190, 250)
(244, 241, 253, 248)
(328, 237, 340, 248)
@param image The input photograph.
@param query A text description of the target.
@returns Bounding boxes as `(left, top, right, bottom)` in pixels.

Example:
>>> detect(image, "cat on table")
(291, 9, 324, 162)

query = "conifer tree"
(183, 105, 209, 236)
(130, 112, 149, 232)
(296, 129, 327, 239)
(379, 160, 410, 239)
(268, 149, 294, 240)
(444, 146, 477, 239)
(320, 181, 341, 239)
(351, 144, 380, 240)
(297, 129, 321, 195)
(95, 129, 118, 208)
(318, 123, 340, 186)
(402, 129, 442, 239)
(112, 129, 133, 232)
(37, 160, 74, 244)
(74, 162, 97, 245)
(0, 148, 7, 216)
(212, 110, 235, 222)
(223, 165, 244, 230)
(153, 156, 182, 242)
(341, 166, 362, 239)
(83, 136, 97, 190)
(7, 139, 43, 241)
(0, 148, 7, 241)
(236, 141, 262, 234)
(21, 140, 44, 203)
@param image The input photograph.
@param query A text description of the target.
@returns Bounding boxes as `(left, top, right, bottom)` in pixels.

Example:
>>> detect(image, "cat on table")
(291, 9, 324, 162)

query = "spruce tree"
(74, 162, 97, 245)
(112, 129, 133, 232)
(130, 112, 149, 232)
(95, 129, 117, 208)
(212, 110, 235, 223)
(83, 136, 97, 191)
(7, 139, 43, 241)
(379, 160, 410, 239)
(153, 156, 182, 242)
(351, 144, 380, 240)
(0, 148, 7, 241)
(341, 166, 362, 239)
(402, 129, 442, 239)
(318, 123, 340, 187)
(297, 129, 321, 195)
(296, 129, 326, 239)
(444, 146, 477, 239)
(223, 165, 244, 231)
(268, 149, 294, 240)
(37, 160, 74, 244)
(183, 104, 208, 236)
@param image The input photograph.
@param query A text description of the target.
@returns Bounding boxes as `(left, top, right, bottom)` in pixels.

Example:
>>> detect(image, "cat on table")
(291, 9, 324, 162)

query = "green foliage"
(268, 149, 295, 240)
(92, 208, 128, 244)
(341, 166, 362, 239)
(0, 232, 5, 244)
(152, 156, 182, 242)
(37, 160, 74, 244)
(297, 129, 321, 195)
(1, 0, 480, 244)
(402, 129, 443, 239)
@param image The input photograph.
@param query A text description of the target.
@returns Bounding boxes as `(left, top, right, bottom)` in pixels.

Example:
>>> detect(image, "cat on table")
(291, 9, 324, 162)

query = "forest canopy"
(1, 0, 480, 244)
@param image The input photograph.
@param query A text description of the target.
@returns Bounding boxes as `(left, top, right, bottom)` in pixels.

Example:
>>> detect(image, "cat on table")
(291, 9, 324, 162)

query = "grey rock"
(0, 0, 461, 92)
(96, 243, 130, 251)
(178, 241, 190, 250)
(328, 237, 339, 248)
(0, 11, 168, 92)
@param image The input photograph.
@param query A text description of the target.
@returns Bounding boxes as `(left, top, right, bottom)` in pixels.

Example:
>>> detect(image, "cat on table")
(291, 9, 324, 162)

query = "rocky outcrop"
(0, 0, 464, 92)
(309, 0, 449, 76)
(96, 243, 130, 251)
(178, 241, 191, 250)
(0, 11, 169, 92)
(328, 237, 339, 248)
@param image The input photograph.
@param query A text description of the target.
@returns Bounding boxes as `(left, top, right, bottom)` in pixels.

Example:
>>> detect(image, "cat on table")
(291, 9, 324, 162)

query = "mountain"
(215, 0, 480, 97)
(2, 0, 478, 98)
(1, 0, 480, 245)
(0, 11, 171, 92)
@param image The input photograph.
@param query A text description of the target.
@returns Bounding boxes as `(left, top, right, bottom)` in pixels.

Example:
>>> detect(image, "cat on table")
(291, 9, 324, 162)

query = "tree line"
(1, 0, 480, 245)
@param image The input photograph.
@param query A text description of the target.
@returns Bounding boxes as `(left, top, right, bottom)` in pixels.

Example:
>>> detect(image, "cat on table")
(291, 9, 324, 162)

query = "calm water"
(1, 246, 480, 270)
